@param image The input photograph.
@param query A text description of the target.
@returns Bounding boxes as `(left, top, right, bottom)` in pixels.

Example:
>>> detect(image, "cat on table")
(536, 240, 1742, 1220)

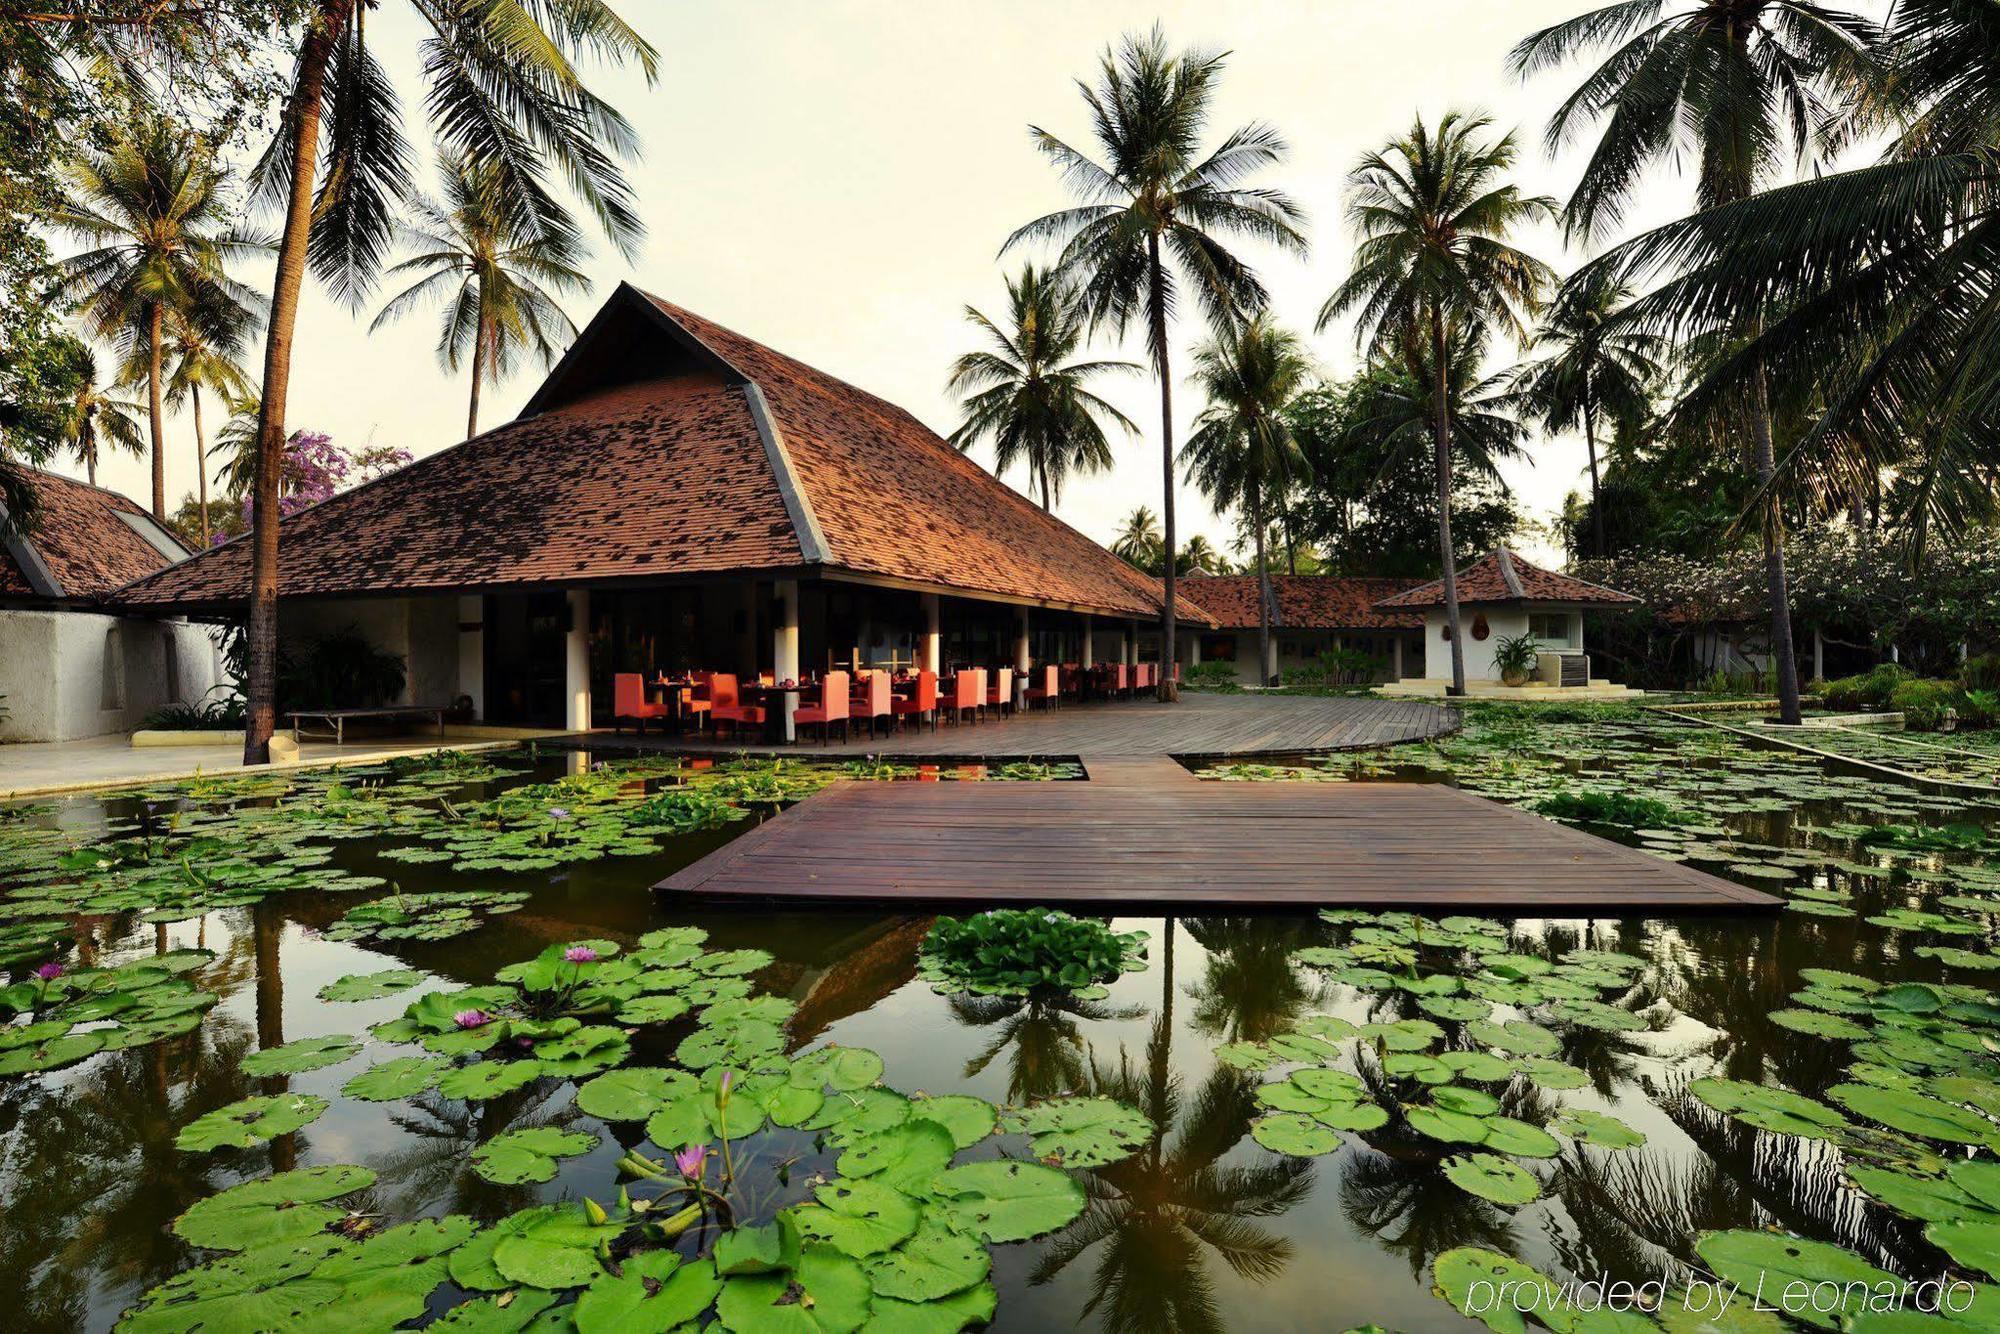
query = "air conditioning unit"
(1536, 651, 1590, 686)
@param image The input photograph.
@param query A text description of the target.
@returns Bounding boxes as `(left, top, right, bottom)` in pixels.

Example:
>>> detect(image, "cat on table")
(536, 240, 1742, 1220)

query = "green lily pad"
(1694, 1231, 1900, 1330)
(1769, 1009, 1870, 1041)
(840, 1119, 957, 1195)
(173, 1164, 377, 1251)
(437, 1059, 543, 1101)
(176, 1093, 328, 1152)
(342, 1056, 449, 1102)
(576, 1067, 700, 1122)
(1252, 1113, 1342, 1157)
(791, 1045, 885, 1091)
(863, 1216, 989, 1302)
(715, 1246, 869, 1333)
(574, 1252, 720, 1332)
(317, 970, 427, 1002)
(907, 1095, 998, 1149)
(1828, 1083, 1996, 1145)
(239, 1034, 362, 1077)
(470, 1127, 599, 1185)
(1478, 1116, 1561, 1158)
(792, 1179, 922, 1257)
(1689, 1078, 1849, 1140)
(1467, 1019, 1561, 1057)
(1008, 1096, 1150, 1168)
(1406, 1105, 1490, 1144)
(1431, 1247, 1562, 1334)
(929, 1160, 1086, 1242)
(1551, 1108, 1646, 1149)
(1443, 1153, 1540, 1206)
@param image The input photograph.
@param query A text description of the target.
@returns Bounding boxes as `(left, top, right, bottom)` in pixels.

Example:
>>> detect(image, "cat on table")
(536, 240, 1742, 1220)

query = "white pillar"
(1189, 633, 1201, 666)
(456, 594, 484, 719)
(1813, 627, 1824, 681)
(1123, 625, 1135, 668)
(1014, 606, 1031, 673)
(1264, 635, 1277, 684)
(565, 588, 591, 731)
(922, 593, 941, 675)
(1080, 616, 1094, 668)
(775, 578, 800, 742)
(1392, 637, 1404, 681)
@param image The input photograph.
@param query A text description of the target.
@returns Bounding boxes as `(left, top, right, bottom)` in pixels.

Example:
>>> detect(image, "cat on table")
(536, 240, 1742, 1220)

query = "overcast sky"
(71, 0, 1724, 567)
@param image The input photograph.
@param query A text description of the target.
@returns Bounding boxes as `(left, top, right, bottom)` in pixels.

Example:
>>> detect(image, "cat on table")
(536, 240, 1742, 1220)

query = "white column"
(1123, 625, 1135, 668)
(1813, 627, 1825, 681)
(564, 588, 591, 731)
(1392, 637, 1404, 681)
(774, 578, 800, 742)
(1080, 616, 1094, 668)
(1189, 633, 1201, 666)
(1264, 635, 1278, 684)
(456, 594, 484, 719)
(922, 593, 941, 675)
(1014, 606, 1031, 673)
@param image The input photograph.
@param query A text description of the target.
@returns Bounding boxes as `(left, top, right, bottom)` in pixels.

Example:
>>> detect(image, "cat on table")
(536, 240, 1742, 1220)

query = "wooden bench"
(287, 704, 451, 746)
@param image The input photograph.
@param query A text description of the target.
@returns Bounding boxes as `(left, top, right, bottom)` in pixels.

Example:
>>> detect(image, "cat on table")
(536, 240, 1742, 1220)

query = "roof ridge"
(1494, 547, 1525, 598)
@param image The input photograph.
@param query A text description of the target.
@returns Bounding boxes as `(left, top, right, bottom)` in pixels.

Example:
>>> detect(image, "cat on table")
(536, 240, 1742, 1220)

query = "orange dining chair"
(987, 667, 1013, 719)
(612, 673, 671, 735)
(892, 670, 938, 732)
(942, 669, 980, 725)
(1025, 665, 1059, 713)
(707, 674, 766, 740)
(851, 670, 892, 739)
(1113, 663, 1129, 699)
(792, 670, 849, 743)
(682, 671, 713, 733)
(969, 668, 989, 723)
(1136, 663, 1153, 694)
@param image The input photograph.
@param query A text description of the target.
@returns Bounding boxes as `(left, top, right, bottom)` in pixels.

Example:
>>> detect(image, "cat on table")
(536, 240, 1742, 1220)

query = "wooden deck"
(658, 765, 1781, 912)
(581, 692, 1456, 760)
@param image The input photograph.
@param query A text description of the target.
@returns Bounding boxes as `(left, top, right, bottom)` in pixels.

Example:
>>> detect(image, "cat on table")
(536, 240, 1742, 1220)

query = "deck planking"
(658, 773, 1782, 912)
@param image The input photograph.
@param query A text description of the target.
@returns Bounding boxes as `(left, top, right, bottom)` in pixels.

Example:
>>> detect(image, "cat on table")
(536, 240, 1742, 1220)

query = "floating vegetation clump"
(918, 908, 1148, 996)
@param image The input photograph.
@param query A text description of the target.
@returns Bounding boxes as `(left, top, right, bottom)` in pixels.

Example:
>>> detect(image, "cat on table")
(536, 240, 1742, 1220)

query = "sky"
(70, 0, 1720, 568)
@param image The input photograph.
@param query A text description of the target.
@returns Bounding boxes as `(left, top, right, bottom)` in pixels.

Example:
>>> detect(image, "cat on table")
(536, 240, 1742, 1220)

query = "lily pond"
(7, 711, 2000, 1332)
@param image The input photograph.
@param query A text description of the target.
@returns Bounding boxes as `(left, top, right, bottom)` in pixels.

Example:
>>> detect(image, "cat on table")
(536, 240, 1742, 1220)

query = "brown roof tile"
(3, 468, 188, 601)
(1374, 548, 1640, 609)
(1181, 574, 1426, 630)
(115, 287, 1202, 623)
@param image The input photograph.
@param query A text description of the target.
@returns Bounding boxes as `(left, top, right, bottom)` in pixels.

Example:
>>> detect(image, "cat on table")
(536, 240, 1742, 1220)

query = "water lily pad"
(574, 1252, 719, 1332)
(1552, 1108, 1645, 1149)
(840, 1119, 957, 1194)
(1694, 1231, 1899, 1330)
(1689, 1078, 1849, 1140)
(929, 1159, 1086, 1242)
(437, 1059, 543, 1101)
(1215, 1041, 1278, 1071)
(1008, 1096, 1150, 1168)
(1467, 1019, 1561, 1057)
(470, 1127, 599, 1185)
(174, 1164, 377, 1251)
(575, 1067, 699, 1122)
(791, 1045, 885, 1092)
(317, 970, 427, 1002)
(1478, 1117, 1561, 1158)
(907, 1095, 998, 1149)
(1252, 1113, 1341, 1157)
(715, 1245, 869, 1333)
(1444, 1153, 1540, 1206)
(1828, 1083, 1997, 1145)
(863, 1215, 989, 1302)
(1407, 1105, 1490, 1144)
(1769, 1009, 1870, 1041)
(176, 1093, 328, 1152)
(239, 1034, 362, 1077)
(1431, 1247, 1562, 1334)
(792, 1178, 922, 1257)
(342, 1056, 449, 1102)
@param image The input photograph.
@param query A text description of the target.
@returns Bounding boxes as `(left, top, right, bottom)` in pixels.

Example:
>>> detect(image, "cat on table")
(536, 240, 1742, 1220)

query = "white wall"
(1417, 606, 1586, 682)
(0, 609, 221, 742)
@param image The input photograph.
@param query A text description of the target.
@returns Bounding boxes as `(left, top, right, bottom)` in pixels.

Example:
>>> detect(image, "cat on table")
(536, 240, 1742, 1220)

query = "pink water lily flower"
(674, 1144, 708, 1180)
(33, 963, 63, 982)
(562, 945, 598, 964)
(452, 1009, 493, 1029)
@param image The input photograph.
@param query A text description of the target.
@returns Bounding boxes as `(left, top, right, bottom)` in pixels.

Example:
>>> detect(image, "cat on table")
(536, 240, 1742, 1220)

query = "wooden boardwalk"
(658, 764, 1781, 912)
(580, 692, 1455, 760)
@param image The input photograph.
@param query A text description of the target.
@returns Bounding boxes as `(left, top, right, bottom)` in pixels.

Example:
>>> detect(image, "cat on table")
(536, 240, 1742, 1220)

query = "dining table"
(647, 678, 695, 732)
(739, 682, 802, 743)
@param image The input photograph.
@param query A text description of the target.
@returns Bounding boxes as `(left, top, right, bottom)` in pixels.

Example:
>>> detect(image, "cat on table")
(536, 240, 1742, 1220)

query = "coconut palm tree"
(1176, 534, 1229, 575)
(53, 343, 144, 488)
(1344, 329, 1536, 490)
(1513, 271, 1665, 557)
(1320, 112, 1555, 696)
(235, 0, 657, 765)
(45, 117, 253, 520)
(1111, 505, 1164, 570)
(947, 262, 1138, 510)
(1509, 1, 1879, 723)
(1009, 24, 1307, 700)
(371, 152, 591, 439)
(1181, 314, 1314, 687)
(120, 293, 257, 547)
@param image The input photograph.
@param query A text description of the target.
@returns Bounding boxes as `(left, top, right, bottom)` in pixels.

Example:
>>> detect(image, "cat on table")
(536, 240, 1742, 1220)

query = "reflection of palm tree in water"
(952, 990, 1144, 1104)
(252, 901, 298, 1172)
(1030, 927, 1312, 1333)
(375, 1080, 582, 1219)
(1182, 917, 1326, 1044)
(1340, 1142, 1523, 1281)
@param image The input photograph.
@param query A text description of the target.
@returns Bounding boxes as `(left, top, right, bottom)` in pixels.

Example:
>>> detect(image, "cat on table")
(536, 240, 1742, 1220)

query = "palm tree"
(1509, 1, 1879, 724)
(947, 263, 1138, 510)
(371, 153, 590, 438)
(1344, 329, 1535, 490)
(46, 117, 252, 520)
(123, 293, 257, 547)
(1111, 505, 1164, 570)
(1010, 24, 1307, 700)
(53, 343, 144, 488)
(1181, 314, 1313, 687)
(1513, 271, 1665, 557)
(235, 0, 657, 763)
(1177, 534, 1228, 575)
(1319, 112, 1555, 696)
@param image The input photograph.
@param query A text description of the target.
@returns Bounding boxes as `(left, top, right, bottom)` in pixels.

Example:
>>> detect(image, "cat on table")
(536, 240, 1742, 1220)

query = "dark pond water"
(4, 723, 1999, 1332)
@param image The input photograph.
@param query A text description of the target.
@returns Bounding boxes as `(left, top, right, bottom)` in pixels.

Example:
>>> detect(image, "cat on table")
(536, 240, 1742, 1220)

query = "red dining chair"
(1025, 665, 1059, 713)
(612, 673, 671, 735)
(969, 668, 989, 723)
(1136, 663, 1153, 694)
(892, 670, 938, 732)
(1112, 663, 1129, 699)
(707, 673, 766, 740)
(941, 668, 980, 725)
(851, 670, 891, 739)
(987, 667, 1013, 719)
(793, 670, 849, 743)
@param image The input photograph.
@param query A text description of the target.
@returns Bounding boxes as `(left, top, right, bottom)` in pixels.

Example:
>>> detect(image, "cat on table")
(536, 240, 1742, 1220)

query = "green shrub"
(281, 627, 407, 710)
(142, 691, 246, 731)
(1819, 663, 1912, 711)
(1491, 633, 1540, 681)
(1963, 653, 2000, 692)
(1284, 647, 1381, 687)
(918, 909, 1148, 995)
(1533, 788, 1686, 827)
(1965, 690, 1999, 729)
(1185, 661, 1241, 691)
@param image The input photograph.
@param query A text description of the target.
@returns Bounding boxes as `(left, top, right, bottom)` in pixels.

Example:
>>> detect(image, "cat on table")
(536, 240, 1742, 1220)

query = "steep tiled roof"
(2, 468, 189, 602)
(114, 286, 1201, 623)
(1182, 574, 1426, 630)
(1374, 548, 1640, 609)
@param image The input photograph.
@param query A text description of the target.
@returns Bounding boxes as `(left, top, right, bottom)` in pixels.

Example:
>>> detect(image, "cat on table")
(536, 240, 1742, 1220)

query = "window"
(1529, 613, 1574, 646)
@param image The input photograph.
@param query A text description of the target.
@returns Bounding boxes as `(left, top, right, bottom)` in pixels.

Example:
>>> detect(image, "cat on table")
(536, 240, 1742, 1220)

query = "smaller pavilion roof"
(1182, 574, 1425, 631)
(1373, 549, 1639, 610)
(1, 468, 190, 603)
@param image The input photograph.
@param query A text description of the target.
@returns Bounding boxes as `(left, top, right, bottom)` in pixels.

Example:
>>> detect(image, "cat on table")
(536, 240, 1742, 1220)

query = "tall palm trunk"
(82, 427, 97, 487)
(1429, 310, 1466, 695)
(1252, 487, 1273, 686)
(467, 311, 486, 438)
(1582, 368, 1606, 558)
(1751, 373, 1803, 723)
(191, 384, 210, 547)
(1148, 233, 1178, 702)
(245, 0, 355, 765)
(146, 301, 166, 519)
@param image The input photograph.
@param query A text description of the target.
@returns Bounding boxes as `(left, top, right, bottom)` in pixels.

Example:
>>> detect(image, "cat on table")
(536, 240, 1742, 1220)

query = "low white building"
(1176, 573, 1428, 685)
(1374, 548, 1643, 698)
(0, 469, 221, 742)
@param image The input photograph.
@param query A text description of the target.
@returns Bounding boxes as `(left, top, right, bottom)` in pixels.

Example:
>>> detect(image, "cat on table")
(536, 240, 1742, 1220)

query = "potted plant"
(1492, 633, 1540, 687)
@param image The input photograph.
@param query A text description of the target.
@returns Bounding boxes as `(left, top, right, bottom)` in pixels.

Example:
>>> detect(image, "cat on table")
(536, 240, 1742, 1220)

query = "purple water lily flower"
(453, 1009, 493, 1029)
(562, 945, 598, 964)
(674, 1144, 708, 1180)
(546, 806, 572, 821)
(33, 963, 63, 982)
